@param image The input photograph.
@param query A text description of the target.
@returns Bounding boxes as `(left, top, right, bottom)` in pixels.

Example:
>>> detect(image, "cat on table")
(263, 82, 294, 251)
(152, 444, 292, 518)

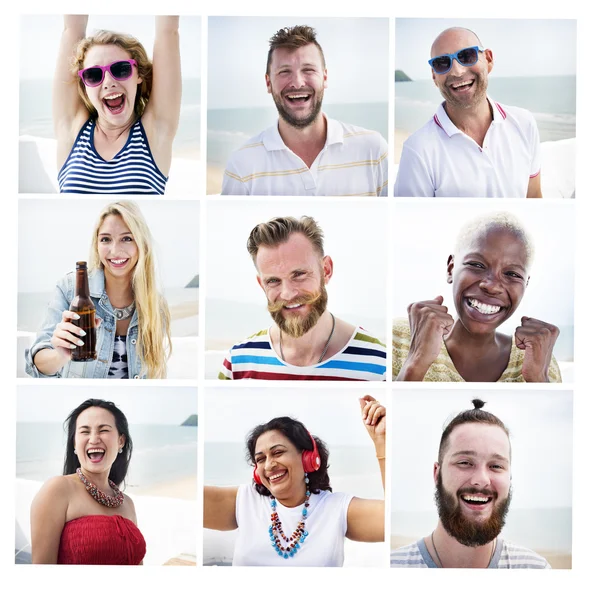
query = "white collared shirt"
(221, 115, 388, 196)
(394, 98, 541, 198)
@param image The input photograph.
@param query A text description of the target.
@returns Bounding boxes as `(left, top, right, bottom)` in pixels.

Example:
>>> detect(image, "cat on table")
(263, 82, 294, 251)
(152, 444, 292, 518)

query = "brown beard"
(435, 471, 511, 547)
(267, 284, 328, 339)
(270, 86, 324, 130)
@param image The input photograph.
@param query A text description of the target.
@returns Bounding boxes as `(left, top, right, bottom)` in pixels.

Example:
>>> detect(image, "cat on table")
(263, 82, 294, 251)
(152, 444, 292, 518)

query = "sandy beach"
(170, 300, 199, 321)
(391, 536, 571, 569)
(207, 164, 225, 195)
(132, 475, 197, 501)
(394, 129, 410, 164)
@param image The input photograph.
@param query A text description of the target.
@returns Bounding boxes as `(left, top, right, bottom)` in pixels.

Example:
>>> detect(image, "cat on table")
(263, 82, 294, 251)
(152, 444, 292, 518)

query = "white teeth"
(462, 494, 490, 503)
(452, 81, 472, 89)
(104, 93, 123, 100)
(110, 259, 127, 264)
(269, 472, 286, 481)
(468, 298, 502, 315)
(287, 94, 309, 99)
(285, 304, 302, 309)
(87, 449, 105, 454)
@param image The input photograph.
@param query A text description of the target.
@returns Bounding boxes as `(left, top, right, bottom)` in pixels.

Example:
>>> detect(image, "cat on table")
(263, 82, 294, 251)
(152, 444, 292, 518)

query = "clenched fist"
(515, 317, 560, 382)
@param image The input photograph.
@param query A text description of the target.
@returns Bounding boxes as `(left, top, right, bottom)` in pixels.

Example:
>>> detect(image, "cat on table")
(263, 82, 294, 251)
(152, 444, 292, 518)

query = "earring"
(118, 448, 123, 454)
(73, 449, 77, 455)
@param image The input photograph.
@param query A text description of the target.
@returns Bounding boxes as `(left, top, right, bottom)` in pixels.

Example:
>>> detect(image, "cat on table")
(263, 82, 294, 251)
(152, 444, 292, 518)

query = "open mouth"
(87, 448, 106, 464)
(103, 92, 126, 115)
(284, 92, 312, 106)
(460, 493, 493, 511)
(449, 79, 474, 93)
(108, 258, 129, 268)
(464, 297, 506, 322)
(267, 470, 288, 484)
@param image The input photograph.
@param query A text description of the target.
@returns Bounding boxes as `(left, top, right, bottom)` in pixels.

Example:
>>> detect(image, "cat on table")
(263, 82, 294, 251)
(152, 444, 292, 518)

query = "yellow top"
(392, 318, 562, 383)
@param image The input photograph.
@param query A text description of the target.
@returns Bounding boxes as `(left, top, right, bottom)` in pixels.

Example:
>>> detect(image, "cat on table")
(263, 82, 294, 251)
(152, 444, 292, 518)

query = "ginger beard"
(435, 471, 512, 547)
(267, 280, 328, 338)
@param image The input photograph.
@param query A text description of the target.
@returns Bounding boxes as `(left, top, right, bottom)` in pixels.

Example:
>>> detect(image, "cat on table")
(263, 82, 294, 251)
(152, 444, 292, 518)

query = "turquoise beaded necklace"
(269, 474, 311, 560)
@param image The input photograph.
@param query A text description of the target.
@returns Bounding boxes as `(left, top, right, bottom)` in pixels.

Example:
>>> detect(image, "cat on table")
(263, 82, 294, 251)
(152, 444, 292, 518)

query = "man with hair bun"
(391, 399, 551, 568)
(393, 211, 561, 382)
(221, 25, 388, 196)
(219, 216, 386, 380)
(394, 27, 542, 198)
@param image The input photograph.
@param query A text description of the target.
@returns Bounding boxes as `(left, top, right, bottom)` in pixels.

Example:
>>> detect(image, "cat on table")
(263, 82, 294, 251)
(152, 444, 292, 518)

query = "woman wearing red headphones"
(204, 395, 385, 566)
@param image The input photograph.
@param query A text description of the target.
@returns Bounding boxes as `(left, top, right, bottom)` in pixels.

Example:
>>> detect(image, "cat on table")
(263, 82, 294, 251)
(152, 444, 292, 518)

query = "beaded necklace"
(76, 467, 125, 508)
(268, 473, 311, 560)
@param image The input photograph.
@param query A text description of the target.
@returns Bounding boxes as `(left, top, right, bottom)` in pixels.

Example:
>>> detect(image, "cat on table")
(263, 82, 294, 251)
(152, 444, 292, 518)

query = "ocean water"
(392, 507, 571, 553)
(207, 102, 388, 171)
(204, 442, 384, 499)
(16, 422, 198, 492)
(395, 76, 576, 142)
(19, 78, 201, 158)
(18, 287, 198, 337)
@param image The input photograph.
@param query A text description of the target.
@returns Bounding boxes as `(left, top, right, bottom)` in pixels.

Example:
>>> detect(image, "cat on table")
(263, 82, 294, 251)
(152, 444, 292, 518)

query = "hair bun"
(472, 399, 486, 410)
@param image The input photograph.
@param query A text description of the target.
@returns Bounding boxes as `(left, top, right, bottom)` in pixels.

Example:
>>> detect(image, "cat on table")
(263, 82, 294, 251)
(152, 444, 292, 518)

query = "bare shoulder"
(32, 476, 74, 514)
(123, 493, 138, 523)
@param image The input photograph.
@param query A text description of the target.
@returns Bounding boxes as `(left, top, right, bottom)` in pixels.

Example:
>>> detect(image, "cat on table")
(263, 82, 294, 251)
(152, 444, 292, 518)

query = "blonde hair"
(72, 30, 153, 119)
(454, 211, 535, 267)
(89, 201, 171, 379)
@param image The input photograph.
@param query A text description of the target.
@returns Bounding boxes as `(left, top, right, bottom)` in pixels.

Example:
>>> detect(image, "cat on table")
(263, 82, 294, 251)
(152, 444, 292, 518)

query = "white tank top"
(232, 483, 352, 567)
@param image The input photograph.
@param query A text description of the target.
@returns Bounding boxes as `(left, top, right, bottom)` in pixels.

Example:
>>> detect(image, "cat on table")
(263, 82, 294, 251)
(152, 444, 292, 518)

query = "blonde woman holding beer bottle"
(24, 201, 171, 379)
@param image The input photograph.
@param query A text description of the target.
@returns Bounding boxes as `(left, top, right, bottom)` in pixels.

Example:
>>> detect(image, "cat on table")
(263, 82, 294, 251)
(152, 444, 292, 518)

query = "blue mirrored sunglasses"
(428, 46, 485, 75)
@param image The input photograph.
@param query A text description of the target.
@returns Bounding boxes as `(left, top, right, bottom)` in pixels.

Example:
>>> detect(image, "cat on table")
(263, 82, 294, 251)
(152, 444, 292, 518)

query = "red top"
(57, 515, 146, 565)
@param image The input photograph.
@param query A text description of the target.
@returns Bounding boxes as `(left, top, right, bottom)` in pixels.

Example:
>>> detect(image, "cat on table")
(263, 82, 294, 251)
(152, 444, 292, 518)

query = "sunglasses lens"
(82, 68, 103, 86)
(457, 47, 479, 66)
(110, 61, 133, 80)
(432, 57, 451, 74)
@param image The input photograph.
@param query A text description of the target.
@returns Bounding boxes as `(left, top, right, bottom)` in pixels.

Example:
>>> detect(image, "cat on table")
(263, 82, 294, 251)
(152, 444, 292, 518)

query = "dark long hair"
(63, 399, 133, 487)
(246, 416, 331, 496)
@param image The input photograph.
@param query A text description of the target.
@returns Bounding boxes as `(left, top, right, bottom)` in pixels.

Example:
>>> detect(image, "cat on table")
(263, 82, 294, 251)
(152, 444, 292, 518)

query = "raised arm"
(203, 486, 239, 531)
(30, 477, 69, 564)
(143, 16, 181, 139)
(345, 396, 386, 543)
(53, 16, 89, 147)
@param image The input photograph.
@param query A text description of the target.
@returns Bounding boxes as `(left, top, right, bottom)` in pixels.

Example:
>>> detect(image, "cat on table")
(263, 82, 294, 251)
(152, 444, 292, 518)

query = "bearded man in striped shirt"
(218, 216, 386, 381)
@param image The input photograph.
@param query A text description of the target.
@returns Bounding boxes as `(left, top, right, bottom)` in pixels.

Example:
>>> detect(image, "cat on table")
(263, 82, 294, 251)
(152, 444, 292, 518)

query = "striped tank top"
(58, 119, 168, 194)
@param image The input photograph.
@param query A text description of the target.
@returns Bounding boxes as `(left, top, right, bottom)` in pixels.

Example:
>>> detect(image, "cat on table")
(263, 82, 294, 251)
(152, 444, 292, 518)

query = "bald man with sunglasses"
(394, 28, 542, 199)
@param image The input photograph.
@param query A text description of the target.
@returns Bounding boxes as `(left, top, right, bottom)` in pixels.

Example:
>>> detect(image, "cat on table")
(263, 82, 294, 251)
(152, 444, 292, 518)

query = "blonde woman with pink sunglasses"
(54, 15, 181, 194)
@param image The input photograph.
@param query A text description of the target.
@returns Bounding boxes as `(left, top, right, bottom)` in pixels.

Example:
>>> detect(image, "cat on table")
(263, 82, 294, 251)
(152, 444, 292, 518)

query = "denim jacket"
(24, 269, 144, 379)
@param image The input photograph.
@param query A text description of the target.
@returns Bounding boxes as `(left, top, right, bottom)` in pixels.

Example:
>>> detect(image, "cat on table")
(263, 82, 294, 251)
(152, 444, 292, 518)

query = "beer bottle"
(69, 261, 97, 362)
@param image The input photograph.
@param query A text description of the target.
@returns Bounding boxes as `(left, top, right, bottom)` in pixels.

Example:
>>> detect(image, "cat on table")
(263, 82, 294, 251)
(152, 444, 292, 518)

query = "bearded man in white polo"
(222, 26, 388, 197)
(394, 27, 542, 198)
(390, 400, 551, 569)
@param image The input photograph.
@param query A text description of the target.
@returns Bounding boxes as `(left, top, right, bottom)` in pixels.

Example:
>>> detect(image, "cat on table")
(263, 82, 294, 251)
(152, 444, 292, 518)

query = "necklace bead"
(76, 467, 124, 508)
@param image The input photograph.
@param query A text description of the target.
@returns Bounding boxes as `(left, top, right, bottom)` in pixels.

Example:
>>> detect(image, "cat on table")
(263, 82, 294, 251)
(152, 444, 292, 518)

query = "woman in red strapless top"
(31, 399, 146, 565)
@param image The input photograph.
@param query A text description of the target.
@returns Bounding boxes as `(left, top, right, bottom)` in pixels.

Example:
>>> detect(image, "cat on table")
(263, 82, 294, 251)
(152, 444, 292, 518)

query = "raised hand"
(515, 317, 560, 382)
(359, 395, 385, 445)
(398, 296, 454, 381)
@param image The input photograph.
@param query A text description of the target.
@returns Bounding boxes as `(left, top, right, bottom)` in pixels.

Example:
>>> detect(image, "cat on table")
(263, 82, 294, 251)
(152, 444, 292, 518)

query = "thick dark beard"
(435, 471, 511, 547)
(272, 88, 324, 130)
(268, 284, 328, 339)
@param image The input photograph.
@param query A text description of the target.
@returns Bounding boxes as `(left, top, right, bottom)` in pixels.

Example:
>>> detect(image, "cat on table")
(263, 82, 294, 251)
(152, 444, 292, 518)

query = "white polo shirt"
(221, 116, 388, 196)
(394, 98, 541, 198)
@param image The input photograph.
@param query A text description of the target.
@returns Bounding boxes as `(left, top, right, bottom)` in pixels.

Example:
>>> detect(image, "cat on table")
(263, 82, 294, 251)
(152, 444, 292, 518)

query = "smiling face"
(254, 430, 306, 501)
(82, 44, 142, 126)
(434, 423, 512, 546)
(97, 214, 139, 282)
(448, 226, 529, 336)
(74, 407, 125, 476)
(265, 43, 327, 129)
(431, 28, 493, 110)
(256, 232, 332, 338)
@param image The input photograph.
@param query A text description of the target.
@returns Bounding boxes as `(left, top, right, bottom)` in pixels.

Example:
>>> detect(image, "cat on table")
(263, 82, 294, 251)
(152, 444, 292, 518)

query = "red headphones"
(253, 429, 321, 485)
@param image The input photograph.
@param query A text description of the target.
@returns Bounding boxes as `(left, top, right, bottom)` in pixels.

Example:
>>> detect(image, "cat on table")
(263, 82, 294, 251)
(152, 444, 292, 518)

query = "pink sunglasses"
(78, 59, 138, 87)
